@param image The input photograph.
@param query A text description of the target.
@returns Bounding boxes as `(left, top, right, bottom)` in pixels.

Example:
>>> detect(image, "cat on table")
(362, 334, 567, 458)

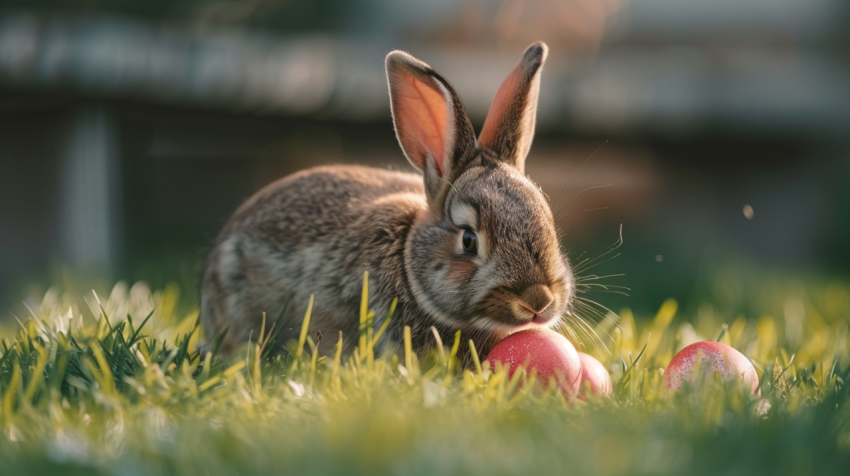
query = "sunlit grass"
(1, 269, 849, 475)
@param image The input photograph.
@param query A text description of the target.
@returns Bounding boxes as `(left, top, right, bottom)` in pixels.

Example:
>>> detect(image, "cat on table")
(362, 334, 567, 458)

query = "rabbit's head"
(387, 42, 574, 339)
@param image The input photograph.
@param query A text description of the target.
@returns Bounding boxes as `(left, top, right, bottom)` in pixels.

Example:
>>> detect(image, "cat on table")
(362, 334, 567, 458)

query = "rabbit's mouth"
(532, 313, 557, 325)
(470, 310, 561, 343)
(513, 297, 562, 326)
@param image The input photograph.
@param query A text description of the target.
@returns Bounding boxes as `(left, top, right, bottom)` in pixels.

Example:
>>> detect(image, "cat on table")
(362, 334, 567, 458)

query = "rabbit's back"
(201, 165, 426, 353)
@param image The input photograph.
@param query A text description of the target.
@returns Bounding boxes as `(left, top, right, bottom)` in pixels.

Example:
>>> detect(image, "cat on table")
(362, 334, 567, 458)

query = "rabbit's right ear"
(478, 42, 548, 174)
(386, 51, 476, 208)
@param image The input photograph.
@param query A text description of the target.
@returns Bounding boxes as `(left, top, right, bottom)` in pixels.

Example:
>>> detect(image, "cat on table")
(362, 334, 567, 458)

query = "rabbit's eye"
(461, 229, 478, 255)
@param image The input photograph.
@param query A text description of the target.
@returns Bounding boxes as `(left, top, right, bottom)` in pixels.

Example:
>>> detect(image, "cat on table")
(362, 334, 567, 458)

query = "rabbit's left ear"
(478, 42, 548, 174)
(386, 50, 476, 208)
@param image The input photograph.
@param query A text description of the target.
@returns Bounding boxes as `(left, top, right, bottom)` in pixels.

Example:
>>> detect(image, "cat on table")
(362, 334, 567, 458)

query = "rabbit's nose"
(518, 285, 555, 315)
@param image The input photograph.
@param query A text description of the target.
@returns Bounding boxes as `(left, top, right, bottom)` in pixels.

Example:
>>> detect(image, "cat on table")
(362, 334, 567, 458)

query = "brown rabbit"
(200, 42, 574, 362)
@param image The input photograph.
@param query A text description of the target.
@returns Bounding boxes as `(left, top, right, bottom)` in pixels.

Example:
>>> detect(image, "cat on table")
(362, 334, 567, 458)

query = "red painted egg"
(577, 352, 613, 398)
(663, 341, 759, 394)
(486, 329, 582, 397)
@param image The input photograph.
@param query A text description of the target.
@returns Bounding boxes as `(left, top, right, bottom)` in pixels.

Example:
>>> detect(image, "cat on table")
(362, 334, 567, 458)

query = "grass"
(0, 267, 849, 476)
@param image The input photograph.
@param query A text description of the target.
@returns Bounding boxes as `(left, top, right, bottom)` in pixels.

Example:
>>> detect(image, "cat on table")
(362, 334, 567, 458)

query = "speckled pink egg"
(486, 329, 582, 397)
(577, 352, 613, 398)
(663, 341, 759, 394)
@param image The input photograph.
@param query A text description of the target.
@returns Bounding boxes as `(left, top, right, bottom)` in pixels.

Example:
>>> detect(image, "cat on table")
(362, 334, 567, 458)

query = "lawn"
(1, 264, 849, 475)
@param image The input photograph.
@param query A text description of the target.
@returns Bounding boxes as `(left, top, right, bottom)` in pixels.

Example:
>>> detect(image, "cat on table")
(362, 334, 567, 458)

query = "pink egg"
(577, 352, 612, 398)
(486, 329, 582, 397)
(663, 341, 760, 394)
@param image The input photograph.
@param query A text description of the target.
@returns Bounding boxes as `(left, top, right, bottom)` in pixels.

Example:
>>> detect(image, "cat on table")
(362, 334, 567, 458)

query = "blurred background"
(1, 0, 849, 317)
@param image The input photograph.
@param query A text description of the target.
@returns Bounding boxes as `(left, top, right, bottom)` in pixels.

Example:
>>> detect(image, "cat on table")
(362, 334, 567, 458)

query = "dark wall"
(0, 102, 67, 295)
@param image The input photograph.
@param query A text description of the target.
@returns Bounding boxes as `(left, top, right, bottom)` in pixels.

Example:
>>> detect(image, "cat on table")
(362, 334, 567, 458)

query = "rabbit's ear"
(478, 42, 548, 174)
(386, 51, 476, 205)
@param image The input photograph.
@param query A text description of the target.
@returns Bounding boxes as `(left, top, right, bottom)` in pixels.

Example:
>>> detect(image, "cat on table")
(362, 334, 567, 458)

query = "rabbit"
(200, 41, 574, 364)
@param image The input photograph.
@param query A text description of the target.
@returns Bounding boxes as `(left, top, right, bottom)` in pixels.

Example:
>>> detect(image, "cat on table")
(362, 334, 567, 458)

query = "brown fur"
(200, 42, 574, 363)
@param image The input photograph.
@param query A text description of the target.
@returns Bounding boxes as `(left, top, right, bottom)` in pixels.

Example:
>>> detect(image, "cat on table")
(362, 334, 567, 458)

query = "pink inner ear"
(395, 74, 448, 176)
(479, 63, 521, 149)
